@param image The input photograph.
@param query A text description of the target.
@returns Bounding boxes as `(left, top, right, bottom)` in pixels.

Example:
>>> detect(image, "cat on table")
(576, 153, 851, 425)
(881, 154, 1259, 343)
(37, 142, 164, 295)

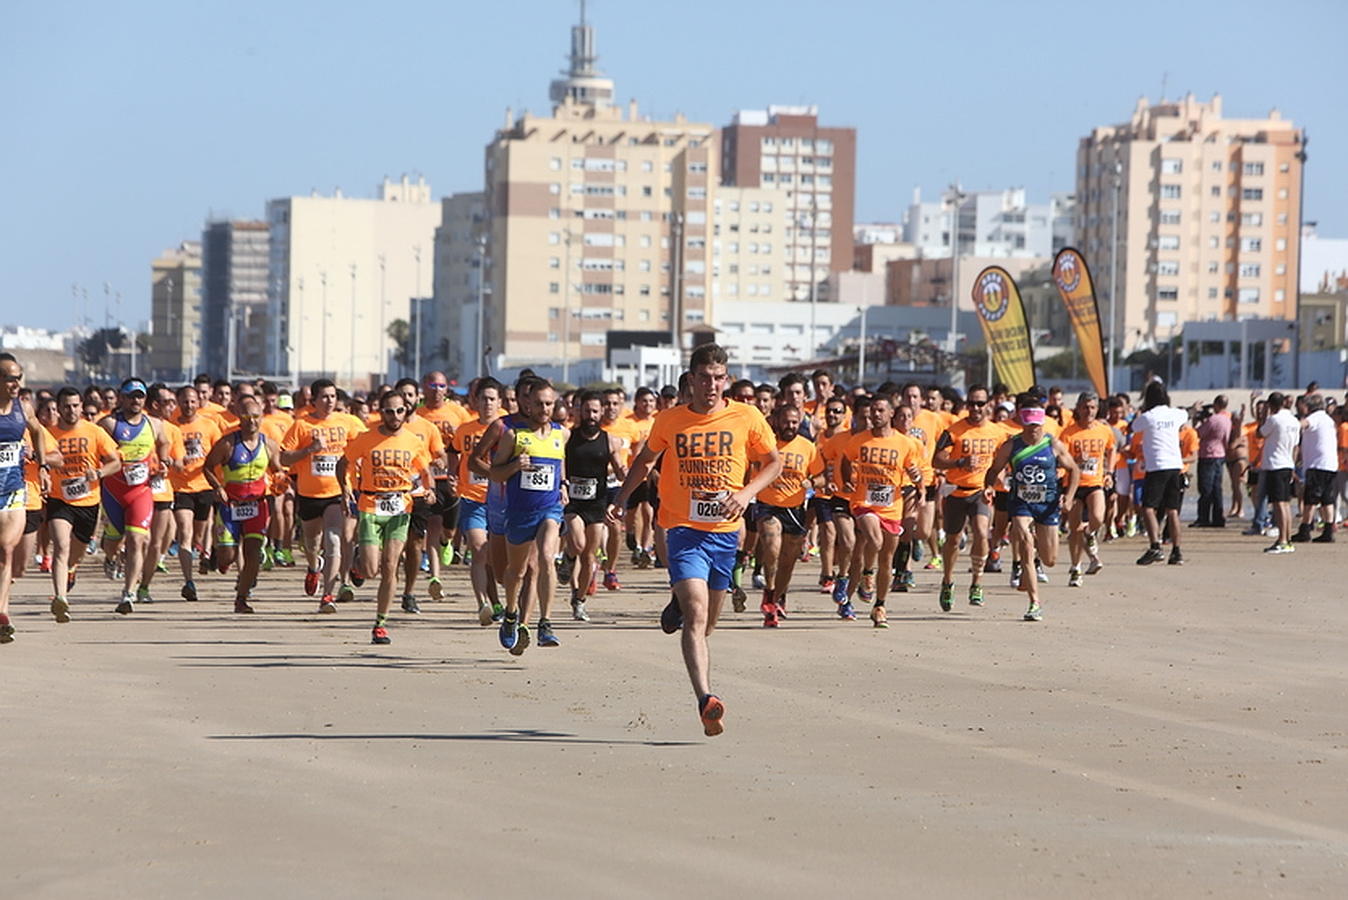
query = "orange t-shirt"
(1338, 421, 1348, 471)
(844, 429, 923, 519)
(815, 429, 853, 499)
(401, 414, 446, 496)
(603, 416, 643, 480)
(419, 402, 463, 479)
(644, 401, 776, 533)
(757, 434, 821, 508)
(451, 418, 493, 504)
(22, 426, 55, 511)
(151, 420, 183, 502)
(49, 420, 119, 506)
(1178, 425, 1199, 474)
(282, 412, 367, 499)
(342, 428, 430, 515)
(1060, 420, 1115, 488)
(905, 408, 945, 484)
(172, 415, 223, 494)
(938, 419, 1011, 497)
(1244, 422, 1264, 469)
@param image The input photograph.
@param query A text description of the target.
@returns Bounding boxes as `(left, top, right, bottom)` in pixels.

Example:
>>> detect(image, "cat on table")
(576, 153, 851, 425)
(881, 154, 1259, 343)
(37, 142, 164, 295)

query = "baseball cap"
(277, 394, 294, 410)
(120, 378, 148, 396)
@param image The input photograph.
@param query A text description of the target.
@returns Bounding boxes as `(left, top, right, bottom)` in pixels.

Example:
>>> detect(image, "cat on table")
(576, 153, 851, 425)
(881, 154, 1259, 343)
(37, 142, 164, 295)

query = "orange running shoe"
(699, 694, 725, 737)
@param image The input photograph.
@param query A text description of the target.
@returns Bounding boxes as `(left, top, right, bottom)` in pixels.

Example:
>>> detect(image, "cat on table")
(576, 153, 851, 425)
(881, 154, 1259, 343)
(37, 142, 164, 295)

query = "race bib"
(62, 475, 90, 501)
(430, 460, 448, 478)
(689, 490, 728, 523)
(150, 473, 167, 493)
(1018, 484, 1047, 503)
(311, 454, 338, 478)
(230, 500, 260, 520)
(520, 465, 555, 492)
(569, 477, 598, 500)
(183, 436, 204, 461)
(374, 492, 406, 515)
(1080, 457, 1099, 475)
(469, 470, 489, 486)
(122, 460, 149, 485)
(866, 483, 895, 507)
(0, 442, 20, 468)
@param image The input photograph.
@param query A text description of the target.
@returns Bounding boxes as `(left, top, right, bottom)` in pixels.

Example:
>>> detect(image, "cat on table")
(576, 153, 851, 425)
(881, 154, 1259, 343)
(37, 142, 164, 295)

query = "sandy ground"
(2, 527, 1346, 899)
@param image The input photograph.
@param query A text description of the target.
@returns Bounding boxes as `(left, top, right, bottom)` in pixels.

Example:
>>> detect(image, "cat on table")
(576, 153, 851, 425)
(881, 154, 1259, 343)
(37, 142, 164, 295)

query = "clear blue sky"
(3, 0, 1344, 332)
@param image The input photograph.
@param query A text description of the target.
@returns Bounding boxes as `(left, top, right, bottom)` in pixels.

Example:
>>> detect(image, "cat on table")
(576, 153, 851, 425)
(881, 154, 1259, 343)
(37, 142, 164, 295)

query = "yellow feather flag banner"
(970, 266, 1036, 393)
(1051, 248, 1109, 396)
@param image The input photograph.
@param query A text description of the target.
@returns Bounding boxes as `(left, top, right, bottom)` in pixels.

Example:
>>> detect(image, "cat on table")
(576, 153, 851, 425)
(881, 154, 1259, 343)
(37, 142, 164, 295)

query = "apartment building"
(148, 240, 203, 381)
(201, 220, 269, 377)
(1076, 93, 1304, 354)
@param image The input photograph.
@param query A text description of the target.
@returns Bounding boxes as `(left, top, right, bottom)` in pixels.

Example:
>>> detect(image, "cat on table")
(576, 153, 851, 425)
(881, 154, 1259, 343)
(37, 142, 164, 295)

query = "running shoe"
(752, 573, 766, 590)
(1289, 525, 1313, 544)
(401, 594, 421, 614)
(317, 594, 337, 614)
(1124, 521, 1138, 538)
(911, 542, 923, 563)
(870, 604, 888, 629)
(831, 576, 849, 606)
(350, 566, 366, 588)
(115, 592, 134, 615)
(154, 560, 168, 574)
(819, 577, 835, 595)
(731, 584, 747, 613)
(136, 585, 153, 605)
(1009, 561, 1023, 587)
(103, 557, 117, 581)
(490, 602, 505, 622)
(67, 569, 77, 591)
(198, 553, 210, 576)
(1034, 561, 1049, 584)
(838, 600, 856, 620)
(304, 569, 319, 596)
(509, 624, 531, 657)
(336, 583, 355, 603)
(50, 596, 71, 624)
(440, 542, 455, 566)
(1085, 558, 1104, 576)
(968, 584, 984, 607)
(277, 548, 295, 567)
(635, 548, 652, 569)
(0, 613, 13, 644)
(775, 593, 788, 619)
(371, 624, 391, 645)
(923, 558, 941, 570)
(858, 570, 876, 603)
(902, 571, 916, 590)
(1168, 547, 1184, 565)
(1068, 568, 1083, 588)
(537, 619, 559, 647)
(181, 580, 198, 602)
(478, 600, 495, 627)
(571, 599, 589, 622)
(938, 582, 954, 613)
(260, 546, 274, 572)
(234, 599, 255, 614)
(660, 595, 683, 634)
(760, 593, 779, 628)
(1024, 603, 1042, 622)
(499, 611, 519, 649)
(428, 577, 444, 601)
(1136, 546, 1165, 565)
(984, 550, 1002, 574)
(698, 694, 725, 737)
(1263, 542, 1294, 554)
(1085, 533, 1099, 557)
(39, 555, 52, 573)
(891, 573, 908, 593)
(603, 571, 620, 591)
(1312, 528, 1336, 544)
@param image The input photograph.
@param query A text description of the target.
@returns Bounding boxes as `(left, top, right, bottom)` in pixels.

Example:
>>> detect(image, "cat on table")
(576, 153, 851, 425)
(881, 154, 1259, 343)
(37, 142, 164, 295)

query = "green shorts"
(357, 511, 410, 546)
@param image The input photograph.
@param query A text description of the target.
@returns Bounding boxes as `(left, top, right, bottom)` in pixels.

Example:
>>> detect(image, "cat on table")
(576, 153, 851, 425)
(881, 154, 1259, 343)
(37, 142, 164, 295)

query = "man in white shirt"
(1292, 393, 1337, 543)
(1129, 382, 1189, 566)
(1258, 391, 1300, 553)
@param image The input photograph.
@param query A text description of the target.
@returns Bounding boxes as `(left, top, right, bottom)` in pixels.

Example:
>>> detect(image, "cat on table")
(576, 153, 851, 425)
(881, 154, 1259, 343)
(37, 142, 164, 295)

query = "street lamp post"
(413, 245, 423, 379)
(856, 306, 867, 386)
(1108, 161, 1123, 393)
(945, 184, 965, 370)
(377, 254, 387, 384)
(349, 263, 358, 388)
(475, 236, 487, 380)
(319, 271, 329, 376)
(562, 229, 572, 385)
(1292, 134, 1308, 390)
(670, 212, 685, 359)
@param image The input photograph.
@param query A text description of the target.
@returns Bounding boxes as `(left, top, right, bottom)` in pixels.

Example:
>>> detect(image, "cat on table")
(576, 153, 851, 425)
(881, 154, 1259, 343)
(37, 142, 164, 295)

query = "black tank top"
(566, 427, 610, 482)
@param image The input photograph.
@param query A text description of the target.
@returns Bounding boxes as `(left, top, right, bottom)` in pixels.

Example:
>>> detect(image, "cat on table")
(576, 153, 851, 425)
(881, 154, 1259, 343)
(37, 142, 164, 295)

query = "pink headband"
(1018, 408, 1045, 425)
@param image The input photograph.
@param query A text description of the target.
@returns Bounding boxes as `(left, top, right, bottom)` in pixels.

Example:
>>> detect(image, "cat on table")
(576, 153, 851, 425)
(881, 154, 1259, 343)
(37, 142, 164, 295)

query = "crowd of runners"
(0, 345, 1345, 736)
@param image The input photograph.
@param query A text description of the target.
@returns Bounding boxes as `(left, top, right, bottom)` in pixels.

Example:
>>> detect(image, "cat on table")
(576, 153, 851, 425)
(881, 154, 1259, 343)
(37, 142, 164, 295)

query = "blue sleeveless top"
(505, 421, 565, 512)
(0, 399, 26, 495)
(1009, 435, 1058, 506)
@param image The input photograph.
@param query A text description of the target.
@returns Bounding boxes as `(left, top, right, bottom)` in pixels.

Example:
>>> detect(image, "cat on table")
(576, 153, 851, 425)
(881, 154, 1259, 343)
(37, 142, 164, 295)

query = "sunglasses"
(0, 374, 21, 383)
(424, 382, 447, 389)
(381, 408, 406, 415)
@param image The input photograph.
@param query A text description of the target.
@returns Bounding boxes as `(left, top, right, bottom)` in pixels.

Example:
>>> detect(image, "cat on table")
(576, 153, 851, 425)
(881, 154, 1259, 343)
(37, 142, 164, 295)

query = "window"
(1208, 262, 1219, 274)
(548, 282, 559, 294)
(1157, 261, 1180, 276)
(641, 161, 653, 172)
(1208, 237, 1219, 249)
(639, 308, 650, 320)
(548, 257, 560, 269)
(689, 162, 708, 174)
(548, 208, 560, 219)
(1239, 263, 1262, 277)
(1276, 213, 1288, 225)
(547, 332, 559, 342)
(1277, 188, 1288, 199)
(583, 233, 615, 247)
(1241, 212, 1263, 226)
(1160, 210, 1181, 225)
(1275, 289, 1286, 301)
(1241, 238, 1262, 252)
(548, 183, 560, 194)
(639, 235, 651, 248)
(1161, 158, 1183, 174)
(687, 211, 706, 225)
(1275, 238, 1287, 251)
(1157, 288, 1178, 301)
(639, 285, 651, 296)
(1279, 162, 1290, 173)
(639, 259, 651, 272)
(688, 187, 706, 199)
(1243, 162, 1264, 176)
(1238, 288, 1260, 304)
(549, 157, 562, 171)
(1208, 288, 1218, 298)
(1161, 184, 1181, 199)
(1242, 188, 1264, 201)
(1275, 264, 1286, 275)
(1209, 211, 1221, 223)
(1158, 235, 1180, 250)
(640, 211, 653, 222)
(1211, 186, 1221, 197)
(548, 233, 560, 245)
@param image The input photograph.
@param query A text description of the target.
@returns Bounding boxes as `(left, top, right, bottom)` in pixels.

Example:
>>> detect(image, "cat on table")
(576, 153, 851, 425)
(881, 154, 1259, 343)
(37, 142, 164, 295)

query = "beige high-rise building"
(148, 240, 203, 381)
(431, 191, 486, 379)
(1076, 94, 1304, 357)
(479, 15, 715, 374)
(267, 176, 439, 387)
